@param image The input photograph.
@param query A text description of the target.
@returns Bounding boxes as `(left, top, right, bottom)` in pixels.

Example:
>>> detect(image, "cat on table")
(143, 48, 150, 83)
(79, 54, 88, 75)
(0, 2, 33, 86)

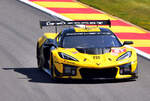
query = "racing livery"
(37, 20, 138, 80)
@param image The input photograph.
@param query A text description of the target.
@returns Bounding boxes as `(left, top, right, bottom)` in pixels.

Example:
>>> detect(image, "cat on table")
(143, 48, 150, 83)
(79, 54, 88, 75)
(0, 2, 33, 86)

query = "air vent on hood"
(76, 48, 111, 55)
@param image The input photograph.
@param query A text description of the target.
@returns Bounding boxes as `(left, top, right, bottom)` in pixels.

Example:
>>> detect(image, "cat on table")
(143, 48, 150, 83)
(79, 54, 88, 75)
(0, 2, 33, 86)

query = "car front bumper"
(52, 61, 138, 80)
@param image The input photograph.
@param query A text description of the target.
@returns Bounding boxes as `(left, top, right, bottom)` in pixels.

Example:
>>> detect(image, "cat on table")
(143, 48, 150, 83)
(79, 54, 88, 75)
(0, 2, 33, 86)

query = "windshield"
(62, 32, 122, 48)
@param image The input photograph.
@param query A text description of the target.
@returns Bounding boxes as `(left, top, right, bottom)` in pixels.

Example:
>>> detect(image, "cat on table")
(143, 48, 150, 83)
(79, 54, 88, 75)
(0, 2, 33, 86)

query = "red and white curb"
(19, 0, 150, 59)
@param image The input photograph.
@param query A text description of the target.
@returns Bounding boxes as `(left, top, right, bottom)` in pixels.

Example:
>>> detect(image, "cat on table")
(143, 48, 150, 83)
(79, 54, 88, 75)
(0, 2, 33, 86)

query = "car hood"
(55, 47, 135, 68)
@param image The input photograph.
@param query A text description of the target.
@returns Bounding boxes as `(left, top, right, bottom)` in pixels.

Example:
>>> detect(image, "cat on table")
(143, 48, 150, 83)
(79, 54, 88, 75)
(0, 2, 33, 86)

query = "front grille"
(80, 68, 117, 79)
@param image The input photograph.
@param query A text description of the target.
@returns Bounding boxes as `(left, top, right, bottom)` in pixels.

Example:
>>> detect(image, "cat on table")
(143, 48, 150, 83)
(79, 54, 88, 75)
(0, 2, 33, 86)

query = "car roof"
(62, 27, 111, 32)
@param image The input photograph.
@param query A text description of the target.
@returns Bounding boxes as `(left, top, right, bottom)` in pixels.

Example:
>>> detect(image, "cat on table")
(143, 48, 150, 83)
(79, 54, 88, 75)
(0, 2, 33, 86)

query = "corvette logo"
(96, 63, 100, 66)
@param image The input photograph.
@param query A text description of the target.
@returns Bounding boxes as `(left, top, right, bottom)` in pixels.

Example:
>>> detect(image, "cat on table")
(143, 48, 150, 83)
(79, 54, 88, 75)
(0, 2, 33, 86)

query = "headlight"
(117, 51, 132, 61)
(59, 52, 78, 61)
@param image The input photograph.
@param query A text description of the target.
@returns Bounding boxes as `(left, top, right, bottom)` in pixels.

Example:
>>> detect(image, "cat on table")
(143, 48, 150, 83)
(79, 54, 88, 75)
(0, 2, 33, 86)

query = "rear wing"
(40, 20, 111, 29)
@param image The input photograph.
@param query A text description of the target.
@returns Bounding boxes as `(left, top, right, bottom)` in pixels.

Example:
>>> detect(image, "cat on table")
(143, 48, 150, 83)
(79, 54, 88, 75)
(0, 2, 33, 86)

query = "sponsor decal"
(66, 32, 112, 36)
(111, 48, 126, 56)
(93, 56, 100, 59)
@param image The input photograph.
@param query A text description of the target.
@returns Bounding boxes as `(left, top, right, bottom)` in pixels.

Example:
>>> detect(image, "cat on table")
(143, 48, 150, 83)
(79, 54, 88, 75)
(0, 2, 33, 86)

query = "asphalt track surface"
(0, 0, 150, 101)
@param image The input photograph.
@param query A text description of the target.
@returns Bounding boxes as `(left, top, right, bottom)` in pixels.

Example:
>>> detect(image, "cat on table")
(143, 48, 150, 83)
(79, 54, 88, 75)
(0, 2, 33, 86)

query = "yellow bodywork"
(51, 47, 137, 79)
(38, 33, 58, 47)
(38, 27, 138, 80)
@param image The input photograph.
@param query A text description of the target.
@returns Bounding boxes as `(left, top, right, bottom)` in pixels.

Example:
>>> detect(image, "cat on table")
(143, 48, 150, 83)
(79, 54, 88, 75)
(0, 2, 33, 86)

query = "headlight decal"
(117, 51, 132, 61)
(59, 52, 78, 61)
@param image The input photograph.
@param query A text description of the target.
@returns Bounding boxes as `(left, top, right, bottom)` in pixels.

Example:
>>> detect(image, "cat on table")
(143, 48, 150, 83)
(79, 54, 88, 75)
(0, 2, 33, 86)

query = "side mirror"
(123, 41, 133, 45)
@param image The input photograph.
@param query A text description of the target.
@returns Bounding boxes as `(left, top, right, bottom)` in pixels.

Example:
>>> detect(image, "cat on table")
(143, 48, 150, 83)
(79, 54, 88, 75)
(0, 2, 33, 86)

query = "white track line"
(19, 0, 72, 21)
(19, 0, 150, 59)
(126, 46, 150, 59)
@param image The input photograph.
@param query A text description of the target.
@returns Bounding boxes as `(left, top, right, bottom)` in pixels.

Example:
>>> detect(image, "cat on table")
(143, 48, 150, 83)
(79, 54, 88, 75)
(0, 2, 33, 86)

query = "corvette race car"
(36, 20, 138, 80)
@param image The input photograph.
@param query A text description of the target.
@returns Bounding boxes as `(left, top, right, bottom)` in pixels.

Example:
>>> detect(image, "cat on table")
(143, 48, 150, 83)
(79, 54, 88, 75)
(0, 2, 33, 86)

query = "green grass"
(78, 0, 150, 31)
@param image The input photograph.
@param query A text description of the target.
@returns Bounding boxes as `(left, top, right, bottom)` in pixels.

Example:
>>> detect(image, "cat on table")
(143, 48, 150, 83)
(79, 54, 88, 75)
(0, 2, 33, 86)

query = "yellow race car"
(37, 20, 138, 80)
